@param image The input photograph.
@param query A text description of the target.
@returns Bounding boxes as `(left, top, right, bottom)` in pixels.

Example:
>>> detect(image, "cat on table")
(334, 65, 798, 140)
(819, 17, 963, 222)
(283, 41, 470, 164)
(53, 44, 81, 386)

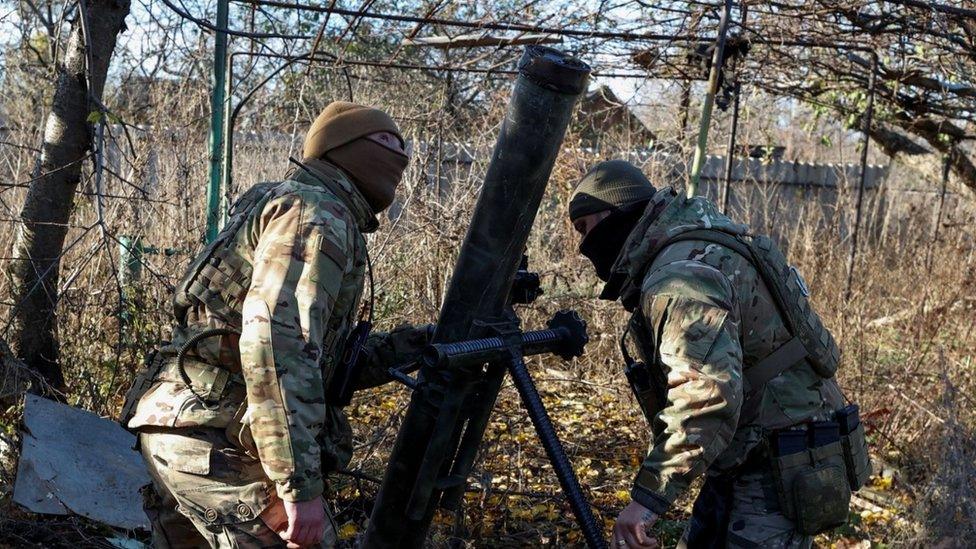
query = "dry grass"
(1, 80, 974, 546)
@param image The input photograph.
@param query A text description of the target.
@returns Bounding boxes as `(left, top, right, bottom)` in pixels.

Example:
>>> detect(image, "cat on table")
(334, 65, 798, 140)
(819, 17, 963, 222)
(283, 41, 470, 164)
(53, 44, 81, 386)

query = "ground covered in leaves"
(0, 368, 915, 548)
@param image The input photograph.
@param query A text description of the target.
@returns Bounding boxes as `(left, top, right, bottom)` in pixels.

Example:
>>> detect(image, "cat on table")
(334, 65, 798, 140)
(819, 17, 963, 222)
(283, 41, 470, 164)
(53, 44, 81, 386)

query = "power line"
(233, 1, 714, 44)
(229, 51, 654, 79)
(232, 1, 872, 52)
(160, 0, 310, 39)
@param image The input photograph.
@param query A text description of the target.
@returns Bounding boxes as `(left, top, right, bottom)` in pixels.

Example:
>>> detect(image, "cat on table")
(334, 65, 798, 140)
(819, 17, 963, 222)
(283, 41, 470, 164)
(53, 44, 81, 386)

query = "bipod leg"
(439, 361, 508, 511)
(506, 353, 608, 549)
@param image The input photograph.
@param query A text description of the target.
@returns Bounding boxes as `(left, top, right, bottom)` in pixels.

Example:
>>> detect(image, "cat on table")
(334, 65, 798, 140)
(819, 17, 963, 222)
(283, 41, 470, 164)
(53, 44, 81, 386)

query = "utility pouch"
(120, 349, 164, 429)
(768, 425, 851, 535)
(836, 404, 871, 490)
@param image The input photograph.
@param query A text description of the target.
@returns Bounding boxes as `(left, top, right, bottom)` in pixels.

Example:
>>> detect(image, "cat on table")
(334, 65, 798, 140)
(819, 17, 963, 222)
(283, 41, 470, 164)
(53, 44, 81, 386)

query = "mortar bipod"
(385, 307, 607, 548)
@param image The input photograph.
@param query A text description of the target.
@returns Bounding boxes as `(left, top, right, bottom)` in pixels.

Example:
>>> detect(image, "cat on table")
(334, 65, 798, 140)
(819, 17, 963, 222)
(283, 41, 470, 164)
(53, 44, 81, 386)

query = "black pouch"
(836, 405, 871, 490)
(325, 320, 372, 407)
(769, 425, 852, 535)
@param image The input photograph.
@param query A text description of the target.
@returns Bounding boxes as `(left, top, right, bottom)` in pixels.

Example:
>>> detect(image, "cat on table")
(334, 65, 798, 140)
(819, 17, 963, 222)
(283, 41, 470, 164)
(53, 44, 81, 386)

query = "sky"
(0, 0, 673, 107)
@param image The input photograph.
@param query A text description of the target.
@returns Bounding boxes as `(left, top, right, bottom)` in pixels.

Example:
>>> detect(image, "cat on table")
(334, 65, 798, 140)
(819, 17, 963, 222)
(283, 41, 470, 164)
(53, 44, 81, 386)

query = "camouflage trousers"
(139, 428, 338, 549)
(678, 468, 812, 549)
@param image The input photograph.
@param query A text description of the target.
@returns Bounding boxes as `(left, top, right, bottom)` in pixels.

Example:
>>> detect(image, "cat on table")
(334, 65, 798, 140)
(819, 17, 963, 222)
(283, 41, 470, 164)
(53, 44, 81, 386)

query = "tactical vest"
(664, 229, 840, 381)
(172, 182, 279, 330)
(171, 173, 366, 379)
(623, 228, 840, 423)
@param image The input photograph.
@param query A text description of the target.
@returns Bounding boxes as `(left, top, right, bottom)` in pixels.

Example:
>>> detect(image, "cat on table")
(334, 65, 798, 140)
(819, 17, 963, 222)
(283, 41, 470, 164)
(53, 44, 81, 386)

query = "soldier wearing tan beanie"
(302, 101, 409, 213)
(128, 101, 427, 549)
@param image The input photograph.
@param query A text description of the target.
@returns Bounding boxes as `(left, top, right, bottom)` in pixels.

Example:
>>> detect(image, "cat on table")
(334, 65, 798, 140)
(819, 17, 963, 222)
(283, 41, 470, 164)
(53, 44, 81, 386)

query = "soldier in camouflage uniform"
(123, 102, 431, 548)
(568, 161, 853, 548)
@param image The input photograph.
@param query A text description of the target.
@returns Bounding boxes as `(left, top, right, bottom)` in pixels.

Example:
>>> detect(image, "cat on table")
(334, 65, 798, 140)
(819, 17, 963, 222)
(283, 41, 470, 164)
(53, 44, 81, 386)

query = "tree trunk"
(7, 0, 130, 395)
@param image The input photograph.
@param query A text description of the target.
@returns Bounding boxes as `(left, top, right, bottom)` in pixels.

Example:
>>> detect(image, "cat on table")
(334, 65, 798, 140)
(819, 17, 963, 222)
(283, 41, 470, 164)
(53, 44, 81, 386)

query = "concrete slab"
(13, 395, 150, 530)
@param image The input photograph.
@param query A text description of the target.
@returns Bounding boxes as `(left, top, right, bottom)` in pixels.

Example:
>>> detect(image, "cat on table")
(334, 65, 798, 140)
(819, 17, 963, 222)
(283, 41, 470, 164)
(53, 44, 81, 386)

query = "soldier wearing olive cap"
(570, 161, 865, 548)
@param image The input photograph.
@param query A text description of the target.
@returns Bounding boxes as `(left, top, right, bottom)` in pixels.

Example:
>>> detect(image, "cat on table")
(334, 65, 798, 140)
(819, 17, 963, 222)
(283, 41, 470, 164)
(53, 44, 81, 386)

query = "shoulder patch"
(318, 233, 349, 270)
(659, 296, 729, 364)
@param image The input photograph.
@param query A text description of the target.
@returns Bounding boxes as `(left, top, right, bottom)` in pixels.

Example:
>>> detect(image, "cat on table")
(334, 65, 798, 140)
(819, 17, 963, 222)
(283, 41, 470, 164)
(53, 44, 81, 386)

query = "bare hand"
(261, 496, 327, 548)
(611, 501, 659, 548)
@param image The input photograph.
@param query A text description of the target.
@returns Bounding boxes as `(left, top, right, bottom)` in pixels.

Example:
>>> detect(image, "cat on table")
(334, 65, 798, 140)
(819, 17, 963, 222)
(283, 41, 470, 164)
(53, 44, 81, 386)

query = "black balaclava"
(578, 201, 648, 281)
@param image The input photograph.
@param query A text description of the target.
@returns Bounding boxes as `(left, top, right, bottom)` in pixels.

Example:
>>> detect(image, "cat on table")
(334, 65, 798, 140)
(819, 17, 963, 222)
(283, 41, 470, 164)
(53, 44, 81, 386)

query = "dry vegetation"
(2, 1, 976, 546)
(2, 73, 975, 546)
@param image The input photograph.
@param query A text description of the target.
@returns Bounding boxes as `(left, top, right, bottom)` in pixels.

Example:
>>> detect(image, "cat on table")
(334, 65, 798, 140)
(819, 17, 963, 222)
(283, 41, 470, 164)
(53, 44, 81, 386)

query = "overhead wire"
(230, 0, 714, 43)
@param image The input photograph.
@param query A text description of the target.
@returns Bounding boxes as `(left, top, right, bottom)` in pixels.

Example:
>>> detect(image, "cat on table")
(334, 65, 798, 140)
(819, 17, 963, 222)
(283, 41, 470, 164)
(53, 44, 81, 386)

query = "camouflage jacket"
(129, 161, 428, 502)
(604, 188, 844, 514)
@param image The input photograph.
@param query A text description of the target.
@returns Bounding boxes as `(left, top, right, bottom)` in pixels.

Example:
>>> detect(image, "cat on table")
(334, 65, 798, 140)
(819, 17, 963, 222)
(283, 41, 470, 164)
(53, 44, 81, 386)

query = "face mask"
(578, 207, 644, 281)
(326, 138, 409, 213)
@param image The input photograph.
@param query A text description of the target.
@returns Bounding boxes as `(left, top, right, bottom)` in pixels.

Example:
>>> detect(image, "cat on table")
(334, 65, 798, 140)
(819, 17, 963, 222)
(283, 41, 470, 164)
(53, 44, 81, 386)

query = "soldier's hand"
(280, 497, 327, 548)
(611, 501, 659, 548)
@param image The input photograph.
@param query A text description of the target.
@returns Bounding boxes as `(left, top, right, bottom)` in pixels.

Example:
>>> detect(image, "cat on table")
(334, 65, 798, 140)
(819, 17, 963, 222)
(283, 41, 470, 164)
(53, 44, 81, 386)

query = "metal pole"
(844, 52, 877, 301)
(220, 47, 234, 227)
(363, 46, 590, 548)
(933, 150, 950, 243)
(687, 0, 733, 198)
(923, 151, 952, 271)
(118, 235, 142, 328)
(719, 81, 741, 213)
(205, 0, 230, 243)
(677, 80, 691, 140)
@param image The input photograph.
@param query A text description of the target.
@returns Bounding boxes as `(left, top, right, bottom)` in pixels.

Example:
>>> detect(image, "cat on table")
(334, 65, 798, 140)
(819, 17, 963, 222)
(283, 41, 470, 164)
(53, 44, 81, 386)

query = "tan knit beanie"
(302, 101, 404, 160)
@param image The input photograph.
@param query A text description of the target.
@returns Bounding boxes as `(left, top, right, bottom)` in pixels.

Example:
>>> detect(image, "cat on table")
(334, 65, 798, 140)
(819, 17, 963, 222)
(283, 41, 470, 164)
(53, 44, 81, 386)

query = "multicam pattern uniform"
(128, 161, 425, 547)
(607, 188, 845, 548)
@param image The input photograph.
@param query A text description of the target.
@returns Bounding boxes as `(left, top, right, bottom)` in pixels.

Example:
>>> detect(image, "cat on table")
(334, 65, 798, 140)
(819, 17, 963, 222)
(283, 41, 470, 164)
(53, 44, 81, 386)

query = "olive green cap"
(568, 160, 656, 221)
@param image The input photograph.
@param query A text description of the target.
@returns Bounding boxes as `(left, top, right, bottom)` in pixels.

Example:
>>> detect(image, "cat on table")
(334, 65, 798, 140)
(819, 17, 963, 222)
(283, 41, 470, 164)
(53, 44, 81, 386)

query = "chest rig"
(171, 170, 366, 384)
(173, 182, 279, 330)
(621, 228, 841, 426)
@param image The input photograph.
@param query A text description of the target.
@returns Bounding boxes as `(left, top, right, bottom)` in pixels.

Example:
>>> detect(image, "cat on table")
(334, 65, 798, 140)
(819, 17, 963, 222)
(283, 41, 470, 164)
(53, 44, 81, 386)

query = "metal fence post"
(206, 0, 230, 243)
(687, 0, 733, 198)
(719, 81, 741, 213)
(118, 235, 142, 327)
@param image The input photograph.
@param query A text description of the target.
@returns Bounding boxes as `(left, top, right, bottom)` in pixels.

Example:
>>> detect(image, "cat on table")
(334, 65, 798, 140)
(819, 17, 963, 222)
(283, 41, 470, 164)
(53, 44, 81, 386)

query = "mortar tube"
(362, 46, 590, 548)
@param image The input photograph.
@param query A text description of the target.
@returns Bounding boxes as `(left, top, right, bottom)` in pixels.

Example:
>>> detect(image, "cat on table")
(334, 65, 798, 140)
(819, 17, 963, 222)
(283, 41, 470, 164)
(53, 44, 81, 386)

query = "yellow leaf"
(338, 522, 358, 540)
(872, 476, 893, 490)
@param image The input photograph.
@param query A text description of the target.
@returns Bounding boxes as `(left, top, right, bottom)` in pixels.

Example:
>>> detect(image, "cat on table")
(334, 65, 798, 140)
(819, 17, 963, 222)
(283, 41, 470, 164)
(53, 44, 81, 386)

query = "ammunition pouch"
(120, 349, 165, 429)
(841, 421, 871, 491)
(768, 423, 852, 535)
(172, 182, 278, 326)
